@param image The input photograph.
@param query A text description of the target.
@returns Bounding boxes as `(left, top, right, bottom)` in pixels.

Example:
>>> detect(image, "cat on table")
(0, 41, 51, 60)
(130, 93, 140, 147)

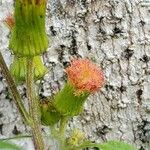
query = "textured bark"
(0, 0, 150, 150)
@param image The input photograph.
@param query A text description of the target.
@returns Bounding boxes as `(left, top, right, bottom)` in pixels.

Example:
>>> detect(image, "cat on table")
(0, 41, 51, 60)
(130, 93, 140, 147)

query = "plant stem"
(50, 125, 58, 139)
(26, 58, 45, 150)
(1, 135, 32, 141)
(0, 52, 31, 124)
(58, 116, 69, 150)
(59, 116, 68, 138)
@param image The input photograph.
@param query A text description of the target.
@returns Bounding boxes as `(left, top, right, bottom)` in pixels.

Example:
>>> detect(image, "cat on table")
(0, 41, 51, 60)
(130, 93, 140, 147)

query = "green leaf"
(98, 141, 136, 150)
(0, 140, 22, 150)
(75, 140, 137, 150)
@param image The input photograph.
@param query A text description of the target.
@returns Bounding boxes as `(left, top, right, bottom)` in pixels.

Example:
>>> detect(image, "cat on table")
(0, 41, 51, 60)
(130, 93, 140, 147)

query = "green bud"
(10, 56, 47, 83)
(67, 129, 85, 146)
(9, 0, 48, 57)
(54, 83, 89, 117)
(40, 100, 61, 126)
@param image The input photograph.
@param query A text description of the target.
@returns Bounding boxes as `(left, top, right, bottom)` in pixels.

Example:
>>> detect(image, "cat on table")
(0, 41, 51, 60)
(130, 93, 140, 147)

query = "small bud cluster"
(67, 129, 85, 146)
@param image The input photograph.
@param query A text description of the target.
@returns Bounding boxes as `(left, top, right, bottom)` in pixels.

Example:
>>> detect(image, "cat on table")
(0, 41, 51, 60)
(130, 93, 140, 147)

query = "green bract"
(10, 56, 47, 83)
(54, 83, 89, 117)
(9, 0, 48, 57)
(40, 100, 61, 126)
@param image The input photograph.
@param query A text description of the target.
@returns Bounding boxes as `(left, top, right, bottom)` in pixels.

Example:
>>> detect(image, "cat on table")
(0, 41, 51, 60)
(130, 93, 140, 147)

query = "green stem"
(59, 116, 69, 138)
(26, 58, 45, 150)
(1, 135, 32, 141)
(0, 52, 31, 124)
(50, 125, 59, 139)
(58, 116, 69, 150)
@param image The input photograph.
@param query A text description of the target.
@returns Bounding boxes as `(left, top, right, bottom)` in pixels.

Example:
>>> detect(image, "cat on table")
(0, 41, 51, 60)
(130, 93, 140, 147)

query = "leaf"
(97, 141, 136, 150)
(0, 140, 22, 150)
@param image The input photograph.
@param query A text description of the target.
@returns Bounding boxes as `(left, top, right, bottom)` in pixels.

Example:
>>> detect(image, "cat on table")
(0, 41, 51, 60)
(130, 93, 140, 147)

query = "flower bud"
(40, 100, 61, 126)
(9, 0, 48, 57)
(10, 56, 47, 83)
(67, 129, 85, 146)
(54, 59, 105, 116)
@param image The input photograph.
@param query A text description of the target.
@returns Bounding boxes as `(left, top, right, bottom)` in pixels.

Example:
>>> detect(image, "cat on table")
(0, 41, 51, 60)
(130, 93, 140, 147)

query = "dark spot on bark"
(139, 147, 145, 150)
(105, 84, 114, 91)
(119, 86, 126, 93)
(0, 124, 3, 135)
(58, 45, 66, 64)
(96, 125, 110, 136)
(0, 76, 3, 81)
(138, 120, 150, 144)
(60, 45, 66, 49)
(113, 27, 123, 34)
(87, 43, 91, 51)
(140, 55, 149, 63)
(50, 62, 56, 66)
(0, 112, 3, 118)
(63, 61, 70, 68)
(123, 48, 134, 60)
(50, 26, 57, 36)
(139, 20, 145, 26)
(136, 89, 143, 101)
(80, 0, 87, 7)
(67, 0, 76, 6)
(70, 33, 78, 55)
(5, 92, 11, 100)
(99, 27, 106, 35)
(12, 126, 21, 135)
(41, 88, 44, 93)
(58, 50, 64, 63)
(5, 87, 8, 92)
(39, 93, 46, 99)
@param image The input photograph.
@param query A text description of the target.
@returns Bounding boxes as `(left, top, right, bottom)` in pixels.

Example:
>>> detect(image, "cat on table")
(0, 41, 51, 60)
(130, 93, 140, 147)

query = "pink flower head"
(65, 59, 105, 95)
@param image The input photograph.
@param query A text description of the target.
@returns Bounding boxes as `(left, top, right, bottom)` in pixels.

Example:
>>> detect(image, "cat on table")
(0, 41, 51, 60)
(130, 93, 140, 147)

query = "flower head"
(65, 59, 104, 95)
(9, 0, 48, 57)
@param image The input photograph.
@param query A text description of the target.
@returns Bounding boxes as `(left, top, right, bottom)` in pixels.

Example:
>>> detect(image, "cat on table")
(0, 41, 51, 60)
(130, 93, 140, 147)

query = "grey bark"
(0, 0, 150, 150)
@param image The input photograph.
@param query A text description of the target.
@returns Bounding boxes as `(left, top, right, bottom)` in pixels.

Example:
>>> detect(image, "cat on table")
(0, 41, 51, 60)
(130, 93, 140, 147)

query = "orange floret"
(3, 14, 15, 30)
(65, 59, 104, 95)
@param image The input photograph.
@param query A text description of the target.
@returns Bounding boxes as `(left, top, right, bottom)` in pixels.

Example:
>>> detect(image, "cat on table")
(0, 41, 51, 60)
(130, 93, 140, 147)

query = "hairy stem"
(26, 58, 45, 150)
(59, 116, 68, 137)
(58, 116, 69, 150)
(0, 52, 31, 124)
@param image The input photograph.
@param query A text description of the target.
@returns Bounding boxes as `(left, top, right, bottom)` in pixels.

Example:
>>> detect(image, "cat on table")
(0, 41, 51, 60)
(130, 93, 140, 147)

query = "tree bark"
(0, 0, 150, 150)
